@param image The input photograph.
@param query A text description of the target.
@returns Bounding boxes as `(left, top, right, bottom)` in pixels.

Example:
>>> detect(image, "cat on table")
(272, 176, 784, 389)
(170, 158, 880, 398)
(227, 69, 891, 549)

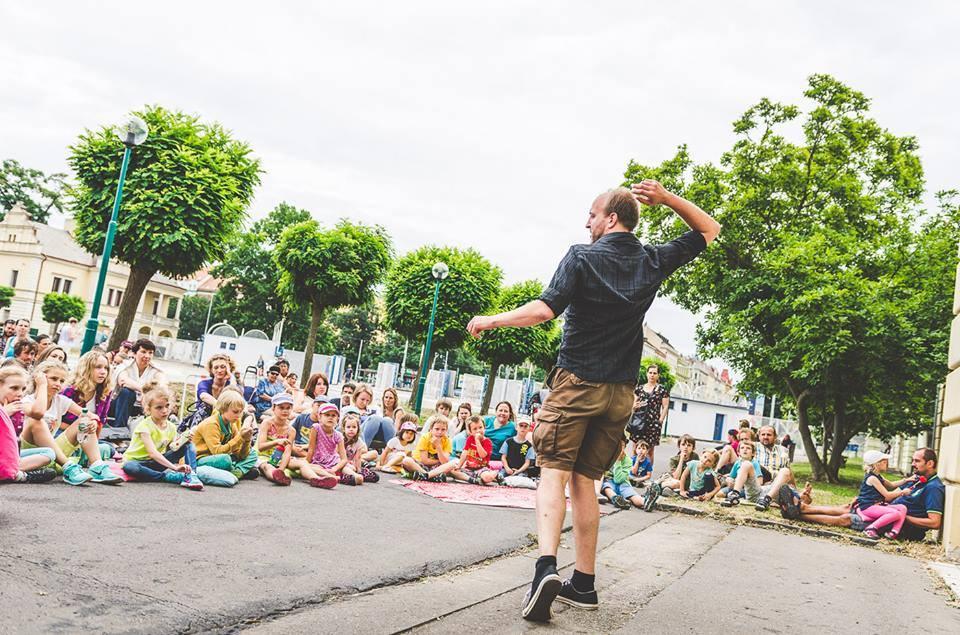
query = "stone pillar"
(941, 248, 960, 558)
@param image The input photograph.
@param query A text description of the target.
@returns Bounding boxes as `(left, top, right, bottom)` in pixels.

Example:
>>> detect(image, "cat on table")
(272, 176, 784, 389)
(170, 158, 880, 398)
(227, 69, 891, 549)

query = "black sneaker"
(21, 468, 57, 484)
(611, 494, 631, 510)
(777, 486, 801, 520)
(410, 470, 424, 481)
(642, 481, 662, 512)
(556, 579, 598, 610)
(719, 490, 741, 507)
(240, 468, 259, 480)
(427, 474, 446, 483)
(521, 565, 562, 622)
(755, 494, 772, 512)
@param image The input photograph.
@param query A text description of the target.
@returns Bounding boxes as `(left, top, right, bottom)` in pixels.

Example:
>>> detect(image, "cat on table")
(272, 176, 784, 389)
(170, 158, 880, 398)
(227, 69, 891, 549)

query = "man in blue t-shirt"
(893, 448, 944, 541)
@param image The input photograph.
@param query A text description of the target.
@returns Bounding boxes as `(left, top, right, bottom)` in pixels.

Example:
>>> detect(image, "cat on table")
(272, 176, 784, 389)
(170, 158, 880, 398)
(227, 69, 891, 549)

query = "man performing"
(467, 179, 720, 622)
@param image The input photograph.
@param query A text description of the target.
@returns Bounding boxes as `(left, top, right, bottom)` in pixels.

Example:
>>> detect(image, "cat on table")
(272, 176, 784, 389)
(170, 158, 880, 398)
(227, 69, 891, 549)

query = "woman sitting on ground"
(295, 372, 330, 413)
(482, 401, 517, 461)
(35, 344, 68, 366)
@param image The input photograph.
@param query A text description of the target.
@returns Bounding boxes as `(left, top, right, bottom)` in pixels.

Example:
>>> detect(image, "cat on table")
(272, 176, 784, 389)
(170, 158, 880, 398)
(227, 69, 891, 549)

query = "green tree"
(275, 219, 391, 385)
(385, 246, 501, 405)
(176, 294, 214, 341)
(622, 75, 957, 482)
(68, 105, 261, 351)
(471, 280, 554, 414)
(0, 159, 67, 223)
(0, 285, 14, 310)
(41, 293, 87, 335)
(640, 356, 676, 393)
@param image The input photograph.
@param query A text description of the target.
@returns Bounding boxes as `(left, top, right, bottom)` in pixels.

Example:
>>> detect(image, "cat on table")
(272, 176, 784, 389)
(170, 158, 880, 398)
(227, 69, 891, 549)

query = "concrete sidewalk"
(246, 513, 960, 634)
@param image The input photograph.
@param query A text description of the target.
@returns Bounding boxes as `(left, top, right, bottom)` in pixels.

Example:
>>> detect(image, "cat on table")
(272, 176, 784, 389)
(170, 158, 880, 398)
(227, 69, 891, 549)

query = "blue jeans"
(122, 443, 198, 481)
(361, 416, 396, 447)
(111, 387, 141, 429)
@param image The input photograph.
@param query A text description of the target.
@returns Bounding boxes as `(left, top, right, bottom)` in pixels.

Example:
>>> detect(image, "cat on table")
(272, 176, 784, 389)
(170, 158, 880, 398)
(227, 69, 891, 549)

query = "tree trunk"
(301, 302, 322, 389)
(825, 398, 853, 483)
(480, 361, 502, 415)
(107, 265, 155, 351)
(790, 383, 828, 481)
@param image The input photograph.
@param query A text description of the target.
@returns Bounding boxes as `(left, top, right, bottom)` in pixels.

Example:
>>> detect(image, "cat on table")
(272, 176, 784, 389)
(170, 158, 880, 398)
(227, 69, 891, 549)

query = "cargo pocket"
(533, 406, 562, 459)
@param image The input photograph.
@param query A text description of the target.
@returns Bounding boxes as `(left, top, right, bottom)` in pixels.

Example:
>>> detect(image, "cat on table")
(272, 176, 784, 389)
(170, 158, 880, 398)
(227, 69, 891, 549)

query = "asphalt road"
(0, 474, 535, 634)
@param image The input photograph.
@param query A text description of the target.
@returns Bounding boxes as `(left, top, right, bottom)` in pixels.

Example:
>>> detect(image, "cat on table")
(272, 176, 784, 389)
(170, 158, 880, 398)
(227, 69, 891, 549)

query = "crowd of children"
(0, 349, 932, 544)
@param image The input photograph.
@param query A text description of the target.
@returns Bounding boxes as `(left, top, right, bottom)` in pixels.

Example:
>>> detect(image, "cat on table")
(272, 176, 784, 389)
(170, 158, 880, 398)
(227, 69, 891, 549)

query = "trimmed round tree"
(41, 293, 87, 335)
(384, 246, 501, 406)
(274, 219, 392, 385)
(69, 105, 261, 351)
(471, 280, 554, 414)
(640, 356, 676, 392)
(0, 285, 13, 310)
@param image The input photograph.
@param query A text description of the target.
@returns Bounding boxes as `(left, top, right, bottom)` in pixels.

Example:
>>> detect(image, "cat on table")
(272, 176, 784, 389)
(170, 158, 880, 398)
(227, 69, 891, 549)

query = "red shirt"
(462, 435, 492, 470)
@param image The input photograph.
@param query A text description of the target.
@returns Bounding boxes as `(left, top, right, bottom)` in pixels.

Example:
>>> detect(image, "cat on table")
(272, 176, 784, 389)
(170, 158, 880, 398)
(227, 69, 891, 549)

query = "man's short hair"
(132, 338, 156, 353)
(3, 319, 14, 326)
(917, 447, 938, 467)
(14, 339, 38, 356)
(602, 187, 639, 232)
(36, 334, 51, 344)
(16, 318, 30, 327)
(342, 382, 356, 392)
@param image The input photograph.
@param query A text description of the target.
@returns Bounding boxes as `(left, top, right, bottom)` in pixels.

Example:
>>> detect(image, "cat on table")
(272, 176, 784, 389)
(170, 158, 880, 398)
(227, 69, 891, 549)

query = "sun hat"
(863, 450, 891, 466)
(399, 421, 418, 434)
(271, 393, 294, 406)
(318, 403, 339, 416)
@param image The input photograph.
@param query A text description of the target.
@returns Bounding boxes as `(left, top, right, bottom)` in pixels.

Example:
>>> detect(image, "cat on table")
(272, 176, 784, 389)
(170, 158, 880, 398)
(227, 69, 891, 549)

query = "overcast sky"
(2, 2, 958, 365)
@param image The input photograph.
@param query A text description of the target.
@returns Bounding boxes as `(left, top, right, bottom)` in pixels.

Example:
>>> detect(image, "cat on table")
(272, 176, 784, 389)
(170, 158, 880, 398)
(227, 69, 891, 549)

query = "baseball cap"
(863, 450, 891, 466)
(271, 393, 294, 406)
(313, 394, 330, 403)
(399, 421, 418, 434)
(268, 365, 282, 374)
(318, 403, 339, 416)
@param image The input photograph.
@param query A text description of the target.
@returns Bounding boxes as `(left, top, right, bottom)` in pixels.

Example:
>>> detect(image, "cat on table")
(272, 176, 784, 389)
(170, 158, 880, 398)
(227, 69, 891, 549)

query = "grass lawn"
(790, 457, 863, 506)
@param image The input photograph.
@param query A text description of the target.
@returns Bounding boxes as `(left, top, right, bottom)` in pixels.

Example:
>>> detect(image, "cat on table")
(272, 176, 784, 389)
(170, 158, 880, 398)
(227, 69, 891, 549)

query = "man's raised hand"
(631, 179, 670, 207)
(466, 315, 493, 338)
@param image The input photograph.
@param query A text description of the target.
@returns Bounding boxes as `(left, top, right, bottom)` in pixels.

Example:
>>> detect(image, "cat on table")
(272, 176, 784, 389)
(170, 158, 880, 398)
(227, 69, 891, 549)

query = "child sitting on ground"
(679, 448, 721, 501)
(380, 415, 419, 473)
(451, 415, 501, 485)
(601, 442, 643, 509)
(498, 417, 537, 488)
(718, 440, 765, 507)
(305, 403, 355, 486)
(643, 434, 700, 511)
(193, 390, 260, 483)
(122, 386, 204, 489)
(0, 366, 57, 483)
(854, 450, 912, 540)
(629, 440, 653, 486)
(257, 392, 337, 488)
(402, 414, 458, 482)
(342, 412, 379, 483)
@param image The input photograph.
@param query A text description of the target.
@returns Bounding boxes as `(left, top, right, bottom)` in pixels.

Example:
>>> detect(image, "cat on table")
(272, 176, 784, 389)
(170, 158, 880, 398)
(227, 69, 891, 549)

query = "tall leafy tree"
(623, 75, 957, 481)
(69, 105, 261, 350)
(41, 293, 86, 335)
(640, 356, 677, 393)
(385, 246, 501, 405)
(0, 159, 67, 223)
(0, 285, 13, 310)
(471, 280, 553, 413)
(274, 219, 391, 384)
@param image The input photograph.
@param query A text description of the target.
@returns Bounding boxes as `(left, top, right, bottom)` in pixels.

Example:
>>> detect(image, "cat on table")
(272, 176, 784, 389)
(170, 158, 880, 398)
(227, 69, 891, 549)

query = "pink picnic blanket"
(396, 480, 613, 514)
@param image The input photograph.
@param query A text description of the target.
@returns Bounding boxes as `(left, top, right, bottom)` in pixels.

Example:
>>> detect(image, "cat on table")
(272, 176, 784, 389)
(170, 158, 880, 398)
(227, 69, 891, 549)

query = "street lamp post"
(81, 116, 149, 355)
(413, 262, 449, 415)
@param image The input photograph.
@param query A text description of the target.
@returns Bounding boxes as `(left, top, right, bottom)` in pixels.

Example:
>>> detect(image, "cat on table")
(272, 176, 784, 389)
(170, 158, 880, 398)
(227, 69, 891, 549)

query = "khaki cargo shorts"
(532, 367, 634, 480)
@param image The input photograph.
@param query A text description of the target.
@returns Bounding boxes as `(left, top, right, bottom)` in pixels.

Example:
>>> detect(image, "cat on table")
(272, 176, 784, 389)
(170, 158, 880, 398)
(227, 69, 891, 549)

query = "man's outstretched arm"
(631, 180, 721, 245)
(467, 300, 555, 337)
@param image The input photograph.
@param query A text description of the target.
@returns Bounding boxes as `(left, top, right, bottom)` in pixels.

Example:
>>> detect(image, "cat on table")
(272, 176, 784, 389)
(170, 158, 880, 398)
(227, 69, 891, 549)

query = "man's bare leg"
(569, 471, 600, 575)
(536, 467, 571, 557)
(799, 512, 852, 527)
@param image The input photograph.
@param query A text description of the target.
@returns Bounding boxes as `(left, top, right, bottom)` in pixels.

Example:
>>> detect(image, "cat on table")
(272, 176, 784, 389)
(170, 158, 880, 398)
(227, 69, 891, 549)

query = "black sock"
(571, 569, 595, 593)
(534, 555, 557, 581)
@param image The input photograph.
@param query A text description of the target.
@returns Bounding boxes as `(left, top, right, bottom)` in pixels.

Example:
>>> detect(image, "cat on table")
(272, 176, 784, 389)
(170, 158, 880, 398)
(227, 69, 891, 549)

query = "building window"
(681, 402, 688, 412)
(152, 298, 160, 315)
(668, 400, 675, 410)
(62, 279, 72, 294)
(9, 270, 18, 287)
(52, 276, 62, 292)
(107, 288, 123, 307)
(166, 298, 179, 319)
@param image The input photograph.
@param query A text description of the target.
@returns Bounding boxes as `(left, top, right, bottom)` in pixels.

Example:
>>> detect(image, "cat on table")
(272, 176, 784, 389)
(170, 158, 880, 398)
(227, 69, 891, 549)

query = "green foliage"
(68, 105, 261, 349)
(385, 246, 501, 351)
(176, 294, 213, 341)
(640, 356, 677, 393)
(41, 293, 86, 329)
(274, 218, 392, 383)
(622, 74, 958, 482)
(0, 159, 67, 223)
(0, 285, 14, 310)
(471, 280, 554, 412)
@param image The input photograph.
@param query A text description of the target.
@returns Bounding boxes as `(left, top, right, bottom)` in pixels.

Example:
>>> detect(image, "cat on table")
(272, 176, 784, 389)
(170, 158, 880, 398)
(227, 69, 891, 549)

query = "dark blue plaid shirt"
(540, 230, 707, 383)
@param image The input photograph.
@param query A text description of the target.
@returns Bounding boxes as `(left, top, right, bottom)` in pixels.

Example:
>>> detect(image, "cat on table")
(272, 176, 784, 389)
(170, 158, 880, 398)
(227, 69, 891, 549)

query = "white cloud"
(1, 1, 957, 372)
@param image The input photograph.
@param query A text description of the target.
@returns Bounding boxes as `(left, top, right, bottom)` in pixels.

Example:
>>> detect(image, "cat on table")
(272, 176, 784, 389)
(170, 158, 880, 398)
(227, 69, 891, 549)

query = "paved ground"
(2, 471, 957, 634)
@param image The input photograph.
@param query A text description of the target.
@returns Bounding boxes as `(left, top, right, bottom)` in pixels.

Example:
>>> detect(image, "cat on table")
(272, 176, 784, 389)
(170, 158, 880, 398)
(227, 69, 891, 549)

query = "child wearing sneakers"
(601, 443, 643, 509)
(342, 412, 379, 483)
(629, 440, 653, 485)
(0, 366, 57, 483)
(304, 402, 349, 487)
(451, 416, 500, 485)
(499, 417, 537, 487)
(643, 435, 699, 510)
(255, 393, 297, 486)
(193, 390, 259, 482)
(719, 440, 765, 507)
(122, 386, 203, 489)
(379, 417, 419, 473)
(854, 450, 911, 540)
(402, 414, 458, 482)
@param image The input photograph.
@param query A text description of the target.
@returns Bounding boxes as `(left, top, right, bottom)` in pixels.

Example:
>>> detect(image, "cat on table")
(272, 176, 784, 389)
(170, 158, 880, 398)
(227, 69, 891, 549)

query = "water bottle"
(76, 408, 90, 443)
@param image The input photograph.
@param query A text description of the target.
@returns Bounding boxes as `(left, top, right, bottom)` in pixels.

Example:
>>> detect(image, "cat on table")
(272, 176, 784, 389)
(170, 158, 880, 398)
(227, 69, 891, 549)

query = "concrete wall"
(661, 397, 750, 442)
(942, 253, 960, 558)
